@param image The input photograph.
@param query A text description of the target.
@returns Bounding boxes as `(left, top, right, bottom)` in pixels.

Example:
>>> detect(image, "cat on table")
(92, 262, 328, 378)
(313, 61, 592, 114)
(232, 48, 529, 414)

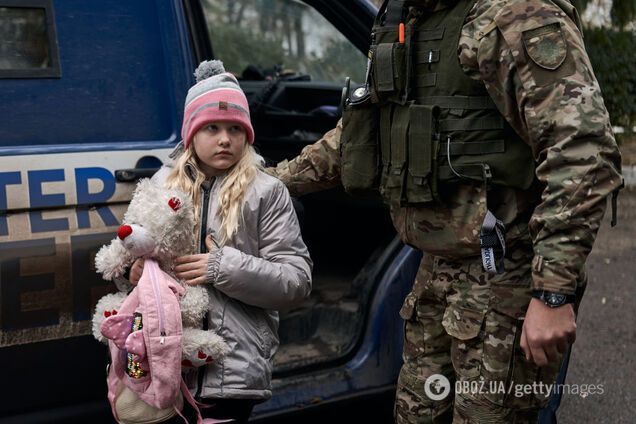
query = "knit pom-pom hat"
(181, 60, 254, 148)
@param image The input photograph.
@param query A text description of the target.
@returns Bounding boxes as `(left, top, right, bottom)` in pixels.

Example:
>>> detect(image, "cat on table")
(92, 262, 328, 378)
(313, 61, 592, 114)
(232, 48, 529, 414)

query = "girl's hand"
(174, 254, 210, 285)
(129, 259, 145, 285)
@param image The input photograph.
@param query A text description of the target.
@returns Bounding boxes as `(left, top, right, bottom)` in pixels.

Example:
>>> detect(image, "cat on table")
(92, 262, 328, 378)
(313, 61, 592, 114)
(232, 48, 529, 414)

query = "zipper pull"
(160, 331, 166, 344)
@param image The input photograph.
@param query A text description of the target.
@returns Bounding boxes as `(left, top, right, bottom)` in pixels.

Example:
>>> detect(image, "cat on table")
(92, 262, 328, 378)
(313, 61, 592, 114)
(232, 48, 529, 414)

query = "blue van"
(0, 0, 423, 422)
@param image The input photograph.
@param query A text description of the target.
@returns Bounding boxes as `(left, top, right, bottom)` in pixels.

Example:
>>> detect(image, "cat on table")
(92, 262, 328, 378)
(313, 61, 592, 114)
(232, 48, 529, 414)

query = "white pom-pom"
(194, 60, 226, 83)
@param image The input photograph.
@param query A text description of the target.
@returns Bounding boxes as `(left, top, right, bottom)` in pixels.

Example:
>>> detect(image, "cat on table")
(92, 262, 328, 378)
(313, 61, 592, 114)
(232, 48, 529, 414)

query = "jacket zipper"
(148, 260, 167, 343)
(195, 180, 212, 399)
(198, 181, 212, 253)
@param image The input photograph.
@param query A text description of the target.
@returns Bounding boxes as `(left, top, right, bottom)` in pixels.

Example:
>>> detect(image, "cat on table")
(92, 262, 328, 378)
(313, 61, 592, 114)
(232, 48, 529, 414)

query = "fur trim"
(181, 328, 230, 368)
(92, 292, 127, 343)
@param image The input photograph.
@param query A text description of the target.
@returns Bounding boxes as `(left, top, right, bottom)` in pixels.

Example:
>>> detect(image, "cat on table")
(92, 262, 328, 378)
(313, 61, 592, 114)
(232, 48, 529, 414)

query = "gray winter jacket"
(152, 158, 312, 400)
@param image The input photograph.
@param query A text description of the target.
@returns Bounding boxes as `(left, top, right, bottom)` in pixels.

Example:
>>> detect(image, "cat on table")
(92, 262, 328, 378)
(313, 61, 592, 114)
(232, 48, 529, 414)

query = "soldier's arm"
(266, 119, 343, 197)
(468, 0, 622, 295)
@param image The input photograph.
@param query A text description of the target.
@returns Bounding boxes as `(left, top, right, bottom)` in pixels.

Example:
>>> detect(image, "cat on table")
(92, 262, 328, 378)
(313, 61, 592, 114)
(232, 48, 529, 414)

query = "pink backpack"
(100, 259, 229, 424)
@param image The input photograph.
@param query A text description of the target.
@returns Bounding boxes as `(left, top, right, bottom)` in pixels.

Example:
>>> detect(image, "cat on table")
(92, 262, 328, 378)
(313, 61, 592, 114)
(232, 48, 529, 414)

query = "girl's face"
(193, 121, 247, 176)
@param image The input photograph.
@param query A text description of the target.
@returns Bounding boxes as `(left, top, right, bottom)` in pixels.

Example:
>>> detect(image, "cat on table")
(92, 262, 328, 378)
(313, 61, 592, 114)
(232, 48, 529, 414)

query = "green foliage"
(299, 39, 367, 84)
(610, 0, 636, 29)
(584, 27, 636, 131)
(208, 24, 286, 76)
(201, 0, 366, 83)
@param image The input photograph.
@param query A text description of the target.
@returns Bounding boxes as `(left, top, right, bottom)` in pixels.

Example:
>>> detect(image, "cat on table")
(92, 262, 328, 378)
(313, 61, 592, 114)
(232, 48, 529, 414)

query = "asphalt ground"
(558, 186, 636, 423)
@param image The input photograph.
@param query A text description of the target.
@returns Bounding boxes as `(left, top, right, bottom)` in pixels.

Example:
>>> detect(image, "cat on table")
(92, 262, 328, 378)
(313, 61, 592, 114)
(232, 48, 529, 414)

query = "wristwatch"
(531, 290, 576, 308)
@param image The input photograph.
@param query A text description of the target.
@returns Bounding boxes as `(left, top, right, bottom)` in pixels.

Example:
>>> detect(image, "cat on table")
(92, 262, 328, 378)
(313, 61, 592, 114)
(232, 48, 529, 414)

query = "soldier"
(269, 0, 622, 422)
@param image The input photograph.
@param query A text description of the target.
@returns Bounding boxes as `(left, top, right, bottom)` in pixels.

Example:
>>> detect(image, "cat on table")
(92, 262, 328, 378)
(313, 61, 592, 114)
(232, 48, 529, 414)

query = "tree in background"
(577, 0, 636, 133)
(607, 0, 636, 30)
(201, 0, 366, 83)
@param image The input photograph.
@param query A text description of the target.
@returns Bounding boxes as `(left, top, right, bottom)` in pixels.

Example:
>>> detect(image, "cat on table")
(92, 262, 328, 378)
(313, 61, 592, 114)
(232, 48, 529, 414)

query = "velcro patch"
(522, 22, 567, 70)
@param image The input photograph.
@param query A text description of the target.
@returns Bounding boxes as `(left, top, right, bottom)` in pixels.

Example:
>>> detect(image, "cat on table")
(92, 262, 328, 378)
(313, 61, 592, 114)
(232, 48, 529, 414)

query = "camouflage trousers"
(394, 245, 572, 424)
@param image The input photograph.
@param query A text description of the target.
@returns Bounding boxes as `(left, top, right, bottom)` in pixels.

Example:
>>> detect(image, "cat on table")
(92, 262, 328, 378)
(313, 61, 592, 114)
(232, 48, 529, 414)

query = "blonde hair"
(165, 141, 263, 246)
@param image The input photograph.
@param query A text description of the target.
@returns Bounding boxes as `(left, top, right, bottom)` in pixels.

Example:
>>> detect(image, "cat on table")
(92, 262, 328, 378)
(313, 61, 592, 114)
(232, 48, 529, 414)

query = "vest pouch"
(341, 84, 380, 195)
(379, 103, 410, 204)
(437, 129, 535, 191)
(405, 104, 440, 204)
(369, 25, 411, 105)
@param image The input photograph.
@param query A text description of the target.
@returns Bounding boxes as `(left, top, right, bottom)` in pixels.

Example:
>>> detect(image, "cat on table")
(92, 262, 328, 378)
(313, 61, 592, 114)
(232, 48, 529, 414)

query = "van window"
(200, 0, 367, 84)
(0, 0, 60, 78)
(0, 0, 184, 150)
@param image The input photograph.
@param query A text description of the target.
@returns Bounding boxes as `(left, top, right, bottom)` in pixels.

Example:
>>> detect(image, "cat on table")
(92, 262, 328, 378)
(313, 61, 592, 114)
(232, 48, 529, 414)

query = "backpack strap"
(179, 379, 234, 424)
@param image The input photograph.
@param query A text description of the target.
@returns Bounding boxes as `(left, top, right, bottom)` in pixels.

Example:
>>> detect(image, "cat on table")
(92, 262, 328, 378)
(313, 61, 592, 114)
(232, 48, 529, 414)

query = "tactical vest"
(341, 0, 536, 205)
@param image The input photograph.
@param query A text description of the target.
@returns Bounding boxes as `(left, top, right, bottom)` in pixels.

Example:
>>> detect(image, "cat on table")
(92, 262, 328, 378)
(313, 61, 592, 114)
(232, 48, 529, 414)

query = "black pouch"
(369, 25, 411, 105)
(340, 83, 381, 195)
(405, 104, 439, 204)
(382, 103, 410, 203)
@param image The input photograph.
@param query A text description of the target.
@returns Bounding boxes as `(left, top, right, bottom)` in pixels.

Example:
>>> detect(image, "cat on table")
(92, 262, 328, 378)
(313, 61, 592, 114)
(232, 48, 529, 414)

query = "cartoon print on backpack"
(92, 178, 229, 370)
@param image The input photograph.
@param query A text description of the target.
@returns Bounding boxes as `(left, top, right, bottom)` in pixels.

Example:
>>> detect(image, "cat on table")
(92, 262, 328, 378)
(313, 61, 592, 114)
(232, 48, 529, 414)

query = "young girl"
(129, 60, 312, 423)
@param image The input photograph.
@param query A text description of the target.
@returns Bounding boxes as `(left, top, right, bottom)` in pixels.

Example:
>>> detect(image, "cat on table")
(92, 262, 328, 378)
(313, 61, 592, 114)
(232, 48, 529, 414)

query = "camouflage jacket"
(271, 0, 623, 295)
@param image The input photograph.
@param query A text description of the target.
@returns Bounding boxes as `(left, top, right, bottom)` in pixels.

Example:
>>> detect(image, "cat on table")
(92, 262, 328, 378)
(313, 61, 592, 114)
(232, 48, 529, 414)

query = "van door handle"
(114, 168, 159, 182)
(115, 156, 163, 182)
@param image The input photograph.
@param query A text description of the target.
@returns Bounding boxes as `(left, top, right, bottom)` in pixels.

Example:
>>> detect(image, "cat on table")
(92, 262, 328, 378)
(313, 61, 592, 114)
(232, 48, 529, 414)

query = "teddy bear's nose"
(117, 225, 133, 240)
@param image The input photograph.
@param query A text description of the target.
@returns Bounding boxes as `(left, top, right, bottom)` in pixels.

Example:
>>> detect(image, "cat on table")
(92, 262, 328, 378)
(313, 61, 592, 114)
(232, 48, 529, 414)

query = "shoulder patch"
(522, 22, 567, 70)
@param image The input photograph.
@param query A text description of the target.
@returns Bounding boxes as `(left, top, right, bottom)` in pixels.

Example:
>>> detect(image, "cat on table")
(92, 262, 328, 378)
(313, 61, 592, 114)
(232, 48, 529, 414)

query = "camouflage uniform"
(271, 0, 622, 422)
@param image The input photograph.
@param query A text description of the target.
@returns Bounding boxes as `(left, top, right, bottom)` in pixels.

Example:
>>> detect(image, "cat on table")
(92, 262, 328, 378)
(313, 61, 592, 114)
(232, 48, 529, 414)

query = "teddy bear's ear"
(95, 238, 134, 281)
(92, 291, 127, 344)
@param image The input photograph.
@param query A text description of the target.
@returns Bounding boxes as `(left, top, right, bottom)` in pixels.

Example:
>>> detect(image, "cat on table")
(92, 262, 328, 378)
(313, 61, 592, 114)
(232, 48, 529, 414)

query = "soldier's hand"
(129, 259, 145, 285)
(520, 298, 576, 367)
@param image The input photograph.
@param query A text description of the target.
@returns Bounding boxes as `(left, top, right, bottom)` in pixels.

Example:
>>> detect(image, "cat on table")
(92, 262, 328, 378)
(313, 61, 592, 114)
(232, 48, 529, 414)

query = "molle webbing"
(439, 117, 504, 132)
(417, 96, 497, 110)
(439, 139, 505, 156)
(370, 0, 535, 205)
(416, 28, 445, 41)
(416, 74, 437, 88)
(415, 49, 440, 64)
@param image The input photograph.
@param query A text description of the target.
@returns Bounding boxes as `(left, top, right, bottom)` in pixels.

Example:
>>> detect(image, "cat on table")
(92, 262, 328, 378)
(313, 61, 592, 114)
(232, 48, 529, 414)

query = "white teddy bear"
(92, 178, 229, 369)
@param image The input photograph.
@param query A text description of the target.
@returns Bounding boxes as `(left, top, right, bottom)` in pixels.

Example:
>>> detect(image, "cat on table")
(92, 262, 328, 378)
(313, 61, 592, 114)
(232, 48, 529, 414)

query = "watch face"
(547, 293, 566, 306)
